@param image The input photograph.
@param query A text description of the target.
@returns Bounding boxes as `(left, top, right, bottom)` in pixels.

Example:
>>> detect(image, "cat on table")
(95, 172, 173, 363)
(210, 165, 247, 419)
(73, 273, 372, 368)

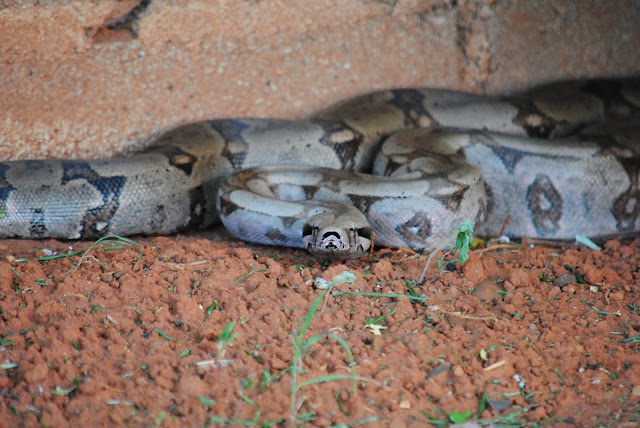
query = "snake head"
(302, 209, 372, 260)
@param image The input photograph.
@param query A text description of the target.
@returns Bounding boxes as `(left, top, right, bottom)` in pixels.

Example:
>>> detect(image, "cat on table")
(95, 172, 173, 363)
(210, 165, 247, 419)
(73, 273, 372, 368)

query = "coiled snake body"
(1, 79, 639, 259)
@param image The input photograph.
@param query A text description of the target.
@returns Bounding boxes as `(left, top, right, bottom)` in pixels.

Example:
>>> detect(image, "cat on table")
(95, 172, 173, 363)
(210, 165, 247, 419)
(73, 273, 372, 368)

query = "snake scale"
(1, 79, 639, 260)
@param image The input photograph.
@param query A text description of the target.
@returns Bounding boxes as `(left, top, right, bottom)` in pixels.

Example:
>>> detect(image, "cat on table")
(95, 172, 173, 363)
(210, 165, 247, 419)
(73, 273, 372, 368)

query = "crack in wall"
(84, 0, 152, 44)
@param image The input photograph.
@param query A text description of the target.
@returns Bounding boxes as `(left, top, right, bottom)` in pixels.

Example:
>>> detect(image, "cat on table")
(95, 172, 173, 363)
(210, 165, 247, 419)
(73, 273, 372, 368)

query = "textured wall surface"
(1, 0, 639, 160)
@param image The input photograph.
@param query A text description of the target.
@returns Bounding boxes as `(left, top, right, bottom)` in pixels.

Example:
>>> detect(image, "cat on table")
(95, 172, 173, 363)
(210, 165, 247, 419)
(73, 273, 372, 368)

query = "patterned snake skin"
(1, 79, 639, 259)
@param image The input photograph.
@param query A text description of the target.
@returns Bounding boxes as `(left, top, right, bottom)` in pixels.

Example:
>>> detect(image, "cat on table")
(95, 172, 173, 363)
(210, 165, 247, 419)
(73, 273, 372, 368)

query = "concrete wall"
(1, 0, 639, 160)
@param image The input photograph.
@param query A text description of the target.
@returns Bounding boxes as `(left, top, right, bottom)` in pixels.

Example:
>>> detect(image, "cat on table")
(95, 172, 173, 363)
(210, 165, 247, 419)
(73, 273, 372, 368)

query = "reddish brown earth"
(1, 230, 640, 427)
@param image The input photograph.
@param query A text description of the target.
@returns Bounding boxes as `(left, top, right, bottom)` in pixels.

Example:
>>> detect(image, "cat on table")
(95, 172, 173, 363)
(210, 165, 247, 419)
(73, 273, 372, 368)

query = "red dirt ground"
(1, 230, 639, 427)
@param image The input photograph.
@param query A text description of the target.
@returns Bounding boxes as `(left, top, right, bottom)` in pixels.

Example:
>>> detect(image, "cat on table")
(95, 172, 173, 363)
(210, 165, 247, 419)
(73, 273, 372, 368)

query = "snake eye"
(302, 224, 314, 238)
(356, 227, 372, 240)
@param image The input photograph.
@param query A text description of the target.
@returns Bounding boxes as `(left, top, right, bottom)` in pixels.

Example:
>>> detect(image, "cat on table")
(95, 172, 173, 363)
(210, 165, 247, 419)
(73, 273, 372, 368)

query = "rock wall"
(1, 0, 639, 159)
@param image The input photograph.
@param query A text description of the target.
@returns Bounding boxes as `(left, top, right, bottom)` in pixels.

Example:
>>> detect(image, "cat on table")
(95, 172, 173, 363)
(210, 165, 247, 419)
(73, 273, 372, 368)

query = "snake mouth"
(318, 231, 348, 255)
(321, 231, 342, 247)
(302, 224, 372, 260)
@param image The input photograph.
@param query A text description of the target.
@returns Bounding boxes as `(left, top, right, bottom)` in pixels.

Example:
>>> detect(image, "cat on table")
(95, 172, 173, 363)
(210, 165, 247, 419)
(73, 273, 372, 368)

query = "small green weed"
(216, 321, 238, 358)
(419, 221, 474, 283)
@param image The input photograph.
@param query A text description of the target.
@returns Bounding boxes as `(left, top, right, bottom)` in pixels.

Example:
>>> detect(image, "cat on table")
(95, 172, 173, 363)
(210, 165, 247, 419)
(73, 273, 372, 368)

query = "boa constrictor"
(1, 79, 639, 260)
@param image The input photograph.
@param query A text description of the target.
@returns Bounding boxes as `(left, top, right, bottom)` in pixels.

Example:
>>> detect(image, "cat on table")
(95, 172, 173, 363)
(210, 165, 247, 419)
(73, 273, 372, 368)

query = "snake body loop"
(1, 79, 639, 259)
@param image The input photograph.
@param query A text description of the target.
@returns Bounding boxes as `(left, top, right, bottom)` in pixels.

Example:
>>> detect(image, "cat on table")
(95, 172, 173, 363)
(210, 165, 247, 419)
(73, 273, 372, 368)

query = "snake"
(1, 78, 639, 260)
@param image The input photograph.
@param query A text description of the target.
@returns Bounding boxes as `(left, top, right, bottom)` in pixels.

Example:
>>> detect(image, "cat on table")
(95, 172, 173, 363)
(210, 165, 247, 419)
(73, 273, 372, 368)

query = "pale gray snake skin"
(1, 79, 639, 259)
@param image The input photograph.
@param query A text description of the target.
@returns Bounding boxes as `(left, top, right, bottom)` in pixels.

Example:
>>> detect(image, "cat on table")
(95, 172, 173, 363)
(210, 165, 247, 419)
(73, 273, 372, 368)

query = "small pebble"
(553, 274, 575, 287)
(487, 398, 512, 412)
